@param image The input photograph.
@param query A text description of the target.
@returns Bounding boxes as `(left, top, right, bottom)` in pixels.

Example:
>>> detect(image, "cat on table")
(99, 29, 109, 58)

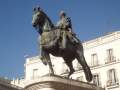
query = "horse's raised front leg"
(63, 58, 75, 77)
(76, 50, 93, 82)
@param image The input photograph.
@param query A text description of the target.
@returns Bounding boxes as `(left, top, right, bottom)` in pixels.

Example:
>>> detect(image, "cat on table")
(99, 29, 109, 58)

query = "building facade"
(11, 31, 120, 90)
(0, 77, 23, 90)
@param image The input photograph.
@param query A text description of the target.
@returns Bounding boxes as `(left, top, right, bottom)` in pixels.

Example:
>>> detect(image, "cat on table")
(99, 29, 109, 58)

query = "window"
(33, 69, 38, 78)
(107, 69, 118, 86)
(106, 49, 114, 62)
(91, 53, 98, 66)
(93, 74, 100, 86)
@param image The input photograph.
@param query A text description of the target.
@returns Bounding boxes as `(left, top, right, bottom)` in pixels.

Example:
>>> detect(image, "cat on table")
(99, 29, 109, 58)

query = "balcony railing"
(90, 63, 99, 68)
(105, 56, 116, 64)
(106, 80, 119, 87)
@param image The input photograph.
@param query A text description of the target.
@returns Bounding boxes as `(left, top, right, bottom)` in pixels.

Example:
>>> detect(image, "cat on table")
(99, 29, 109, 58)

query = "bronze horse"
(32, 8, 93, 82)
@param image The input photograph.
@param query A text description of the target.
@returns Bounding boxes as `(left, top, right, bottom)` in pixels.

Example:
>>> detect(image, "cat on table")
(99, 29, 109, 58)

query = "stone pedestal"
(24, 75, 103, 90)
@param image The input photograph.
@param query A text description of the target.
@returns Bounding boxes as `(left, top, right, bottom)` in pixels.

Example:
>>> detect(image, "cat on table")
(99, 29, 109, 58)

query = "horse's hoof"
(43, 61, 47, 65)
(68, 71, 74, 78)
(86, 73, 93, 82)
(40, 57, 47, 65)
(42, 60, 47, 65)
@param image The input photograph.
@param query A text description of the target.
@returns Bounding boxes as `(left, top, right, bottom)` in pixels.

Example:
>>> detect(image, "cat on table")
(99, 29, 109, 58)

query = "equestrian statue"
(32, 6, 93, 82)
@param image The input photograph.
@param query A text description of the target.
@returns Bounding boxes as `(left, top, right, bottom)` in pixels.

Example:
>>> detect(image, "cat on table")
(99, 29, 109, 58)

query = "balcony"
(106, 80, 119, 89)
(90, 61, 100, 68)
(105, 56, 116, 64)
(90, 63, 100, 68)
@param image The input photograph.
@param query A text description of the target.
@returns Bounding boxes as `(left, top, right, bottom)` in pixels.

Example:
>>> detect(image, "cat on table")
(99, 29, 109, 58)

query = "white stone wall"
(25, 57, 49, 80)
(12, 31, 120, 90)
(25, 56, 69, 80)
(75, 31, 120, 90)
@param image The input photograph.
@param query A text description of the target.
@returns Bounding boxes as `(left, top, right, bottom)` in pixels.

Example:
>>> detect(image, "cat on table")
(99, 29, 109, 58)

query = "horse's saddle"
(40, 29, 60, 46)
(40, 29, 79, 48)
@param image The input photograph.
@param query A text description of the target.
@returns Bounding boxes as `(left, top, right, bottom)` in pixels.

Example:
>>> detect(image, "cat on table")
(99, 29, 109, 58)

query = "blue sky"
(0, 0, 120, 79)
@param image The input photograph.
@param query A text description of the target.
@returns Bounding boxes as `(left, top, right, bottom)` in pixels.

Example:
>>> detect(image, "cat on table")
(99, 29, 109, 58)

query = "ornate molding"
(83, 31, 120, 49)
(24, 75, 103, 90)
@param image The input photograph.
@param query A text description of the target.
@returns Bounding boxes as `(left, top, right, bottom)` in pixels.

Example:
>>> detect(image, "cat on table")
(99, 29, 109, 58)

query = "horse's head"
(32, 7, 44, 27)
(32, 7, 54, 35)
(32, 12, 40, 27)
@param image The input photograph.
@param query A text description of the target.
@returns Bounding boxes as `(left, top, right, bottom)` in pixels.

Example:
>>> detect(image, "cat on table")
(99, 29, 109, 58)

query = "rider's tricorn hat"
(60, 10, 66, 16)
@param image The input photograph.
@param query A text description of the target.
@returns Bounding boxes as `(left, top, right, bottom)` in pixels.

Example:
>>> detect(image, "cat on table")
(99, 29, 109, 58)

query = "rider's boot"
(72, 37, 79, 43)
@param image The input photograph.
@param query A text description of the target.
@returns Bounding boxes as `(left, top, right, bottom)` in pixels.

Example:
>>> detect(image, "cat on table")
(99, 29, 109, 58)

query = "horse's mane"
(41, 10, 54, 28)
